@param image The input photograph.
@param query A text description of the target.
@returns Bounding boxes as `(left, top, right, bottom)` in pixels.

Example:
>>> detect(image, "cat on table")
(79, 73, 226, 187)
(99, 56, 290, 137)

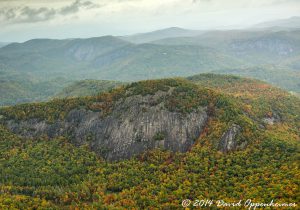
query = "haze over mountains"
(0, 16, 300, 106)
(120, 27, 204, 44)
(253, 16, 300, 30)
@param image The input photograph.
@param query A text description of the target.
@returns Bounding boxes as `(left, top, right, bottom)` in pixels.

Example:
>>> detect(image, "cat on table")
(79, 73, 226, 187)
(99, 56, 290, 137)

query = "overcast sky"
(0, 0, 299, 42)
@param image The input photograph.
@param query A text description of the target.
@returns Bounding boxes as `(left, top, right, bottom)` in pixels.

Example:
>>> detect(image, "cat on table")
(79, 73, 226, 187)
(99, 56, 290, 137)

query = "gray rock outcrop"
(218, 124, 241, 153)
(262, 112, 281, 125)
(5, 91, 208, 161)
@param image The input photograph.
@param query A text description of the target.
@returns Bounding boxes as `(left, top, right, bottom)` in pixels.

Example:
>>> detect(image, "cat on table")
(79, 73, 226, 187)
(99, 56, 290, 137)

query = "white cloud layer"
(0, 0, 299, 42)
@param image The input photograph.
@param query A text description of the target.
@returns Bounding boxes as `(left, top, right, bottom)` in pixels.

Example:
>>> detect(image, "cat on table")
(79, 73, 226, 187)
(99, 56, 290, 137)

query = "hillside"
(0, 75, 299, 208)
(1, 29, 299, 106)
(0, 68, 72, 106)
(51, 71, 300, 100)
(55, 80, 125, 98)
(90, 44, 243, 81)
(153, 30, 300, 63)
(0, 37, 242, 81)
(0, 36, 130, 106)
(209, 66, 300, 94)
(0, 36, 131, 79)
(153, 30, 300, 93)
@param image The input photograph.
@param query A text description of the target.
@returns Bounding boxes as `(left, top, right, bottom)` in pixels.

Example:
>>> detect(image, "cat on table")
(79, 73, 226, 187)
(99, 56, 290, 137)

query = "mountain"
(0, 42, 10, 48)
(0, 36, 131, 79)
(208, 66, 300, 94)
(55, 80, 125, 98)
(0, 36, 131, 106)
(153, 30, 300, 59)
(54, 68, 299, 100)
(0, 29, 299, 106)
(90, 43, 243, 81)
(253, 16, 300, 29)
(120, 27, 204, 44)
(0, 68, 72, 106)
(152, 30, 300, 93)
(152, 30, 270, 45)
(0, 75, 299, 208)
(121, 17, 300, 45)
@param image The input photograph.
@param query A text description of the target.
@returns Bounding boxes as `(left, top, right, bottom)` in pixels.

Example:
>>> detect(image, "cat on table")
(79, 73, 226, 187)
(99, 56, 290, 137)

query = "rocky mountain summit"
(2, 75, 297, 161)
(0, 74, 299, 208)
(0, 79, 253, 160)
(5, 91, 208, 160)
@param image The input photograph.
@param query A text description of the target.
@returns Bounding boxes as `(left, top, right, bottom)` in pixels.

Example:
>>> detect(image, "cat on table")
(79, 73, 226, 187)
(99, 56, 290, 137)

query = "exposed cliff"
(1, 76, 299, 209)
(218, 124, 242, 153)
(0, 78, 265, 160)
(2, 80, 215, 160)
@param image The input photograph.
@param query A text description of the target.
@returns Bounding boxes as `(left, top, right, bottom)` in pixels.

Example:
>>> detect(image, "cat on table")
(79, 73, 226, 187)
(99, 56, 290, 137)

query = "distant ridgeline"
(0, 74, 299, 208)
(0, 28, 300, 106)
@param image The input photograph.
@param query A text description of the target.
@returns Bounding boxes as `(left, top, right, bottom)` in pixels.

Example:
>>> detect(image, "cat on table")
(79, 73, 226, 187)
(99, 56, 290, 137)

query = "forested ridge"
(1, 28, 300, 106)
(0, 75, 299, 209)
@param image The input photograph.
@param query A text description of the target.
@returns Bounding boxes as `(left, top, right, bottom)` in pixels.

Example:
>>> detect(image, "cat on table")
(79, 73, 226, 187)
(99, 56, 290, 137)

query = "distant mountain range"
(0, 16, 299, 106)
(122, 16, 300, 43)
(120, 27, 204, 44)
(253, 16, 300, 30)
(0, 42, 10, 48)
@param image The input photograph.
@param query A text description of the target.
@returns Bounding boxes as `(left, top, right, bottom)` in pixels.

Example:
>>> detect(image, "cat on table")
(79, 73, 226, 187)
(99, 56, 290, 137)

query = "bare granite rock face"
(6, 91, 208, 161)
(262, 112, 281, 125)
(218, 124, 241, 153)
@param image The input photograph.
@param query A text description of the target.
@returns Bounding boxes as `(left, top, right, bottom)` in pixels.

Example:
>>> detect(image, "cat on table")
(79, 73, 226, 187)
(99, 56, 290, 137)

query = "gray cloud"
(60, 0, 99, 15)
(0, 8, 17, 21)
(0, 0, 99, 23)
(18, 6, 56, 22)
